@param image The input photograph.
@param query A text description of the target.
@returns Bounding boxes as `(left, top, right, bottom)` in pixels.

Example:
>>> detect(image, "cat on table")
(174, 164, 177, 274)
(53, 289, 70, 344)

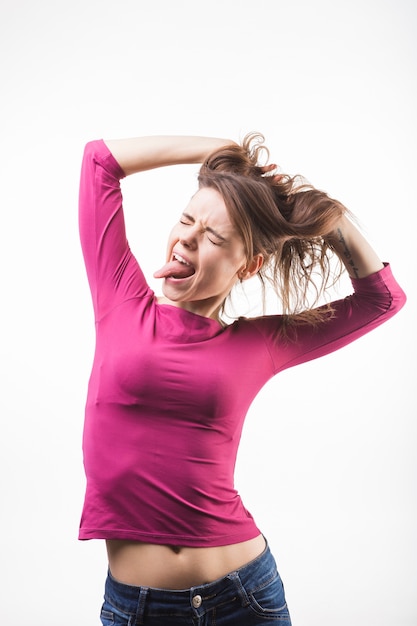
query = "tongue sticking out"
(153, 259, 195, 280)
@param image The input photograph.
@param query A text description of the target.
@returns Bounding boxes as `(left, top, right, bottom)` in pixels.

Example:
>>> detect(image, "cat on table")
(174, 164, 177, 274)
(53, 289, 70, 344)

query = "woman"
(78, 133, 406, 625)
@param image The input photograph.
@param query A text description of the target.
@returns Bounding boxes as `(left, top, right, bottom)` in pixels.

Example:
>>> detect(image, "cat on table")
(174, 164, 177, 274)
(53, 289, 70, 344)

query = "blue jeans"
(100, 542, 291, 625)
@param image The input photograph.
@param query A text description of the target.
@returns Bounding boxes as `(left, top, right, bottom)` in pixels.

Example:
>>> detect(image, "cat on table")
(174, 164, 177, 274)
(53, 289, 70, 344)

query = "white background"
(1, 1, 416, 624)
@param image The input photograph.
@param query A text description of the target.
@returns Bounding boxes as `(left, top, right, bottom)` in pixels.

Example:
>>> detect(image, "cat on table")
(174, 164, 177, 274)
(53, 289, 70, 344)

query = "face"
(155, 187, 249, 319)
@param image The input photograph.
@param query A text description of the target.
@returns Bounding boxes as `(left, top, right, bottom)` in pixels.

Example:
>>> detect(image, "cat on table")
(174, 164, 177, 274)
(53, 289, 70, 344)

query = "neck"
(157, 296, 224, 323)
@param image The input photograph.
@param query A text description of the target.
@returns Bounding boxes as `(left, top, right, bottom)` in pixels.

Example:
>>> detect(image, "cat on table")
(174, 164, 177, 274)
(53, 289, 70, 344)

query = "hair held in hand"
(198, 132, 349, 325)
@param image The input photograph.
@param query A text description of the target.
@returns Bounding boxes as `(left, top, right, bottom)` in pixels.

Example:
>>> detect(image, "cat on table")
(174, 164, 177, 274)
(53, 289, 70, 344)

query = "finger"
(260, 163, 278, 176)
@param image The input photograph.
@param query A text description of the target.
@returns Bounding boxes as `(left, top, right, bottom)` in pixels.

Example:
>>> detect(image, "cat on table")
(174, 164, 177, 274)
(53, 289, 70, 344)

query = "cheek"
(210, 253, 245, 280)
(229, 248, 247, 272)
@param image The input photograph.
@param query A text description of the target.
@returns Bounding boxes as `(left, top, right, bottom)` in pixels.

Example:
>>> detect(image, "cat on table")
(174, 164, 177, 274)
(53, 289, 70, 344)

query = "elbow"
(391, 286, 407, 315)
(83, 139, 102, 161)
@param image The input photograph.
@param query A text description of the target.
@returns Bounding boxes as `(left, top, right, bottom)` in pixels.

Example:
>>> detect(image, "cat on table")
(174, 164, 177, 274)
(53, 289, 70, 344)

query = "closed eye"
(207, 235, 222, 245)
(180, 212, 227, 244)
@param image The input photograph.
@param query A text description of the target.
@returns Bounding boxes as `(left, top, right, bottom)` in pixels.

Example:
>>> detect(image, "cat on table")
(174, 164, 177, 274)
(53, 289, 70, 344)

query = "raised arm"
(326, 214, 384, 279)
(104, 136, 236, 176)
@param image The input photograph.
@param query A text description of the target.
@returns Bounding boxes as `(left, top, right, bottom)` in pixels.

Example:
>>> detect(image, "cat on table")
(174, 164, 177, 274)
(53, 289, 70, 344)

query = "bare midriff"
(106, 534, 266, 589)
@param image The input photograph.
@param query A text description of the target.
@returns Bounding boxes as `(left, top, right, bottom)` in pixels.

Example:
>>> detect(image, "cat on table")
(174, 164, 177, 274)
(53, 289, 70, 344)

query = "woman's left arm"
(258, 214, 406, 372)
(325, 214, 384, 279)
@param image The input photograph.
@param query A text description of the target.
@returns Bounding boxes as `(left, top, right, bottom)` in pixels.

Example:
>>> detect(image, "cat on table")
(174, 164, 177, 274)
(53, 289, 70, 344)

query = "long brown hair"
(198, 132, 350, 325)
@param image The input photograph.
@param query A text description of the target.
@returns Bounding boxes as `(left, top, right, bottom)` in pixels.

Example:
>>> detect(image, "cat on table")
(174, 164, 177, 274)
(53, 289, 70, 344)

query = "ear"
(238, 254, 264, 281)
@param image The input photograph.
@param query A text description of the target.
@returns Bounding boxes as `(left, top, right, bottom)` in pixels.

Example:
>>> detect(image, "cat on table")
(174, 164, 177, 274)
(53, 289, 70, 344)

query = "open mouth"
(154, 252, 196, 280)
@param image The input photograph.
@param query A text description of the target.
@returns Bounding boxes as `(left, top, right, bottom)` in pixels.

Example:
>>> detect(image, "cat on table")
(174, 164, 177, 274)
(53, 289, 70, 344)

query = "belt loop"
(228, 572, 250, 608)
(134, 586, 149, 625)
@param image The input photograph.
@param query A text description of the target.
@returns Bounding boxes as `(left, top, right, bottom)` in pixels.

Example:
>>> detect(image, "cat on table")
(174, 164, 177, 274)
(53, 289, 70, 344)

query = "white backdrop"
(1, 1, 416, 625)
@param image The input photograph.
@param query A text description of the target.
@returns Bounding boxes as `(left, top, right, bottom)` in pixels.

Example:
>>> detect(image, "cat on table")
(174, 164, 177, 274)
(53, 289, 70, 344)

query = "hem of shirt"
(78, 527, 262, 547)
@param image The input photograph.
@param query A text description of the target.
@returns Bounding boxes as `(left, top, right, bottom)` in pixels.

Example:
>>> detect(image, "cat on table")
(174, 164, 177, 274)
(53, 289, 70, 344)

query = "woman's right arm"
(104, 136, 235, 176)
(79, 136, 234, 319)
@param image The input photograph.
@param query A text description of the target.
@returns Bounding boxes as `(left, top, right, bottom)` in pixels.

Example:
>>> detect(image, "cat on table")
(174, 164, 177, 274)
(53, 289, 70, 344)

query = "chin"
(161, 281, 185, 301)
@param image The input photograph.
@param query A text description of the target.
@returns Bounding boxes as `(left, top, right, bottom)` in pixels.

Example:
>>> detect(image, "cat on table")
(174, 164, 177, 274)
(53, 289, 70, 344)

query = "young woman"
(78, 133, 406, 625)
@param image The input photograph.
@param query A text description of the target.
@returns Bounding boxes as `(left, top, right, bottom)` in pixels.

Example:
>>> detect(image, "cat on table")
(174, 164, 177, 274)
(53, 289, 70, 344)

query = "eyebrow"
(182, 212, 228, 242)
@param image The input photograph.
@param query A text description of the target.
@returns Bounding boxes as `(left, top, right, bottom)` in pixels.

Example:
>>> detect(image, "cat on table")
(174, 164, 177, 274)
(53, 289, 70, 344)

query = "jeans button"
(192, 594, 202, 608)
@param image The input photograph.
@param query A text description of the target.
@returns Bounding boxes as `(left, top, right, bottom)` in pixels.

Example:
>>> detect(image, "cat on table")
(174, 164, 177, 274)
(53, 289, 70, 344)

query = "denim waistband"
(104, 540, 277, 616)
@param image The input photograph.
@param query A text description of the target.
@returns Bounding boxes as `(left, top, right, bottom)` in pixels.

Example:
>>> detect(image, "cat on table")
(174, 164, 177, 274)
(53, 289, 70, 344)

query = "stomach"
(106, 534, 266, 589)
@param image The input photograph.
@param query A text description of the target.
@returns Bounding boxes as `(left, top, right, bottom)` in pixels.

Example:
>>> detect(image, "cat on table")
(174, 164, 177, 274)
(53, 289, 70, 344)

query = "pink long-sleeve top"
(78, 140, 406, 546)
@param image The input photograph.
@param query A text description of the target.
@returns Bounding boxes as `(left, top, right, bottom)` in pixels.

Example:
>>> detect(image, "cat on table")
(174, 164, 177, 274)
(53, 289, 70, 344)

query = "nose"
(179, 225, 198, 250)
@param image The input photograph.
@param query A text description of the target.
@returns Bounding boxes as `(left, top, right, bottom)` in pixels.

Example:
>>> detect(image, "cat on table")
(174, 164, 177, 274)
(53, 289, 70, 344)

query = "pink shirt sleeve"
(78, 140, 151, 320)
(250, 263, 406, 373)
